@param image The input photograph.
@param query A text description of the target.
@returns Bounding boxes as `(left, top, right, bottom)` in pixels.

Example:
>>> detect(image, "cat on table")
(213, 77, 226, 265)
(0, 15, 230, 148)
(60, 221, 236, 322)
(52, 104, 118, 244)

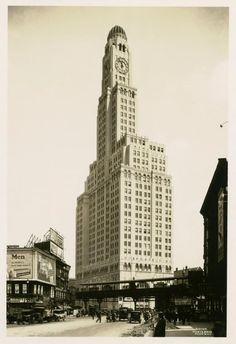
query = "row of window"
(120, 105, 135, 113)
(119, 87, 135, 98)
(120, 111, 135, 120)
(6, 283, 54, 297)
(121, 119, 135, 126)
(123, 170, 171, 186)
(123, 263, 172, 272)
(120, 127, 135, 135)
(120, 98, 135, 106)
(149, 145, 164, 152)
(122, 249, 172, 257)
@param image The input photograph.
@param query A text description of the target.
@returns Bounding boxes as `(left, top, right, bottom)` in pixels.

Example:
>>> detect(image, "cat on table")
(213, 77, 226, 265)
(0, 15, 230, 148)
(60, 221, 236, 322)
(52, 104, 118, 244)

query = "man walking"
(153, 312, 166, 337)
(96, 310, 102, 323)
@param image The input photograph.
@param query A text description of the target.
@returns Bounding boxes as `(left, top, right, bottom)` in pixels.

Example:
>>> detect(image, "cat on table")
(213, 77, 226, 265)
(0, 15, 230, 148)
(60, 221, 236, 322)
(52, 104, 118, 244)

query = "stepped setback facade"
(76, 26, 173, 285)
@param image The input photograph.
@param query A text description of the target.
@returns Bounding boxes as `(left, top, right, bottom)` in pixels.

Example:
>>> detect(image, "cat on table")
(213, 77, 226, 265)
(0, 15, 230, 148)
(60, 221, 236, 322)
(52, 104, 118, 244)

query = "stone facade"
(76, 26, 173, 285)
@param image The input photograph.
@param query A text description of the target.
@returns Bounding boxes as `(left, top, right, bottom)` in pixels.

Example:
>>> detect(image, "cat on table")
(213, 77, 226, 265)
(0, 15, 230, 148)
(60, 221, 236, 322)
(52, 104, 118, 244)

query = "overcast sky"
(8, 6, 228, 278)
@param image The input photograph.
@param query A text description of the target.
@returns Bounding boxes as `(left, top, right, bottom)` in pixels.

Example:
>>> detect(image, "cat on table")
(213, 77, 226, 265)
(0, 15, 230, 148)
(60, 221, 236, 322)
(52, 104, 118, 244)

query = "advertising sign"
(50, 242, 64, 259)
(174, 298, 192, 306)
(7, 250, 33, 279)
(37, 252, 56, 285)
(45, 228, 64, 249)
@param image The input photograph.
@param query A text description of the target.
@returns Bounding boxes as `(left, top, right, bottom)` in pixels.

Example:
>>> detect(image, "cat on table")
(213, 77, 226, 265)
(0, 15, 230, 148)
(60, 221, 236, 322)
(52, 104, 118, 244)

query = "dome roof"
(107, 26, 127, 41)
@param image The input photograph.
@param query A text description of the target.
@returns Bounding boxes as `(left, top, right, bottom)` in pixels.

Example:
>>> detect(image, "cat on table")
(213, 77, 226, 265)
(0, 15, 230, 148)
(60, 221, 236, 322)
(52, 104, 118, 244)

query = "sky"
(7, 6, 228, 278)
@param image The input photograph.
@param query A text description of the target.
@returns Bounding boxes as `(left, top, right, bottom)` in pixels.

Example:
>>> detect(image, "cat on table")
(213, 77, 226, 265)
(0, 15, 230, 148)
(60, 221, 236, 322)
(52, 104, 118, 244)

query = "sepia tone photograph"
(3, 1, 234, 340)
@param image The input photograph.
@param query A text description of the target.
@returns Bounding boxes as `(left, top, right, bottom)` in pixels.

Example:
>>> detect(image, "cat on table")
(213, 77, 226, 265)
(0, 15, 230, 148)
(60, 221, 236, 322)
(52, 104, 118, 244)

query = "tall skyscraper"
(76, 26, 173, 285)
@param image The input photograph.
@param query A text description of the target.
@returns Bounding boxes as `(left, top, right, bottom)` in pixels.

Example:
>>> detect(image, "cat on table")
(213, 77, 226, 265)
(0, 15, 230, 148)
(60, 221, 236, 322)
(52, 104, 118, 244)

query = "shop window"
(22, 284, 27, 294)
(7, 284, 12, 294)
(15, 284, 19, 294)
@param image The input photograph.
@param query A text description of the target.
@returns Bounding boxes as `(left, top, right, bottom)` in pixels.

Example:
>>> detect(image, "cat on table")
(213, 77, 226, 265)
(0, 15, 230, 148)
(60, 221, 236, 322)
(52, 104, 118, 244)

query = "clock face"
(115, 58, 129, 74)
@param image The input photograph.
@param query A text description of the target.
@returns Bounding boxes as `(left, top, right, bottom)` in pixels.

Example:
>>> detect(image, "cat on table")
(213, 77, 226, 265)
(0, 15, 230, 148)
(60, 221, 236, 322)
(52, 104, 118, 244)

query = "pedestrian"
(181, 310, 186, 325)
(111, 311, 116, 322)
(91, 309, 95, 320)
(153, 312, 166, 337)
(96, 310, 102, 323)
(106, 311, 111, 322)
(173, 311, 178, 326)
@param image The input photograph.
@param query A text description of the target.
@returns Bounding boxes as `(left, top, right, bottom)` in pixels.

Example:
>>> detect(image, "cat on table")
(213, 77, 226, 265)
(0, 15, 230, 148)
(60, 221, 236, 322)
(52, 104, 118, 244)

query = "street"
(7, 315, 214, 337)
(7, 316, 137, 337)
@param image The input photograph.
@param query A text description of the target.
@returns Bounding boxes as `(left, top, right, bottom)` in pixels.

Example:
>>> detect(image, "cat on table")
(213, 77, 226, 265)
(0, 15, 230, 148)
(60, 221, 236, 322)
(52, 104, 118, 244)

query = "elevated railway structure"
(74, 275, 204, 310)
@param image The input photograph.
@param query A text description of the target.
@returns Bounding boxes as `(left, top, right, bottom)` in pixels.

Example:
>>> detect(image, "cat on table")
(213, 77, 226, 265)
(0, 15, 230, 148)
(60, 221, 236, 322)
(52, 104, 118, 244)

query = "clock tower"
(76, 26, 173, 299)
(102, 25, 131, 92)
(98, 26, 137, 160)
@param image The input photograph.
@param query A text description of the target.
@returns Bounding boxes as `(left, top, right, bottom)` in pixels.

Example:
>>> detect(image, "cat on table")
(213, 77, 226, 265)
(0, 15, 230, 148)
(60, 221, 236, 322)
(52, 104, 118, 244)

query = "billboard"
(45, 228, 64, 249)
(7, 250, 33, 279)
(37, 252, 56, 285)
(50, 242, 64, 259)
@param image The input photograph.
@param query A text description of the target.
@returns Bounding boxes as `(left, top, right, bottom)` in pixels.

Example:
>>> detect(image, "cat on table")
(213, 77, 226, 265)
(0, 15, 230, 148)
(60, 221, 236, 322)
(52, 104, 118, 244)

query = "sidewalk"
(145, 321, 214, 337)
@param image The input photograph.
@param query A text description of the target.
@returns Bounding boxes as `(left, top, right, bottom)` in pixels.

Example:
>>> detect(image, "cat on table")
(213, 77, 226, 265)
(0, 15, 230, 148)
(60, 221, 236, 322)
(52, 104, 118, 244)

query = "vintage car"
(118, 307, 129, 321)
(53, 309, 66, 321)
(16, 309, 34, 325)
(129, 310, 141, 323)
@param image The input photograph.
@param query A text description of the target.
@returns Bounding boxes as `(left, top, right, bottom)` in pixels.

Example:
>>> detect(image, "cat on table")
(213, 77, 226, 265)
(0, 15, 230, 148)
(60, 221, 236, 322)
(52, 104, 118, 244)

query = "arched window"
(135, 263, 139, 271)
(159, 265, 162, 272)
(123, 45, 126, 52)
(140, 263, 143, 271)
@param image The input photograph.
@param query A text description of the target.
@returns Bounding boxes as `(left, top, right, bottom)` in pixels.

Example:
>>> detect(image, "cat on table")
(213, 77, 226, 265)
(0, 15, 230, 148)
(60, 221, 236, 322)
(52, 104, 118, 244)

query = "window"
(22, 283, 27, 294)
(15, 284, 19, 294)
(7, 284, 12, 294)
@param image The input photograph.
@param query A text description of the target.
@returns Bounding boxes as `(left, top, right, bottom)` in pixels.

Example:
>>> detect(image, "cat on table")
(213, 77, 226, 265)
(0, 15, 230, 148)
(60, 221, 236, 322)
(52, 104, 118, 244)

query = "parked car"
(53, 309, 66, 321)
(118, 307, 129, 321)
(17, 309, 33, 325)
(7, 310, 19, 324)
(129, 310, 141, 323)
